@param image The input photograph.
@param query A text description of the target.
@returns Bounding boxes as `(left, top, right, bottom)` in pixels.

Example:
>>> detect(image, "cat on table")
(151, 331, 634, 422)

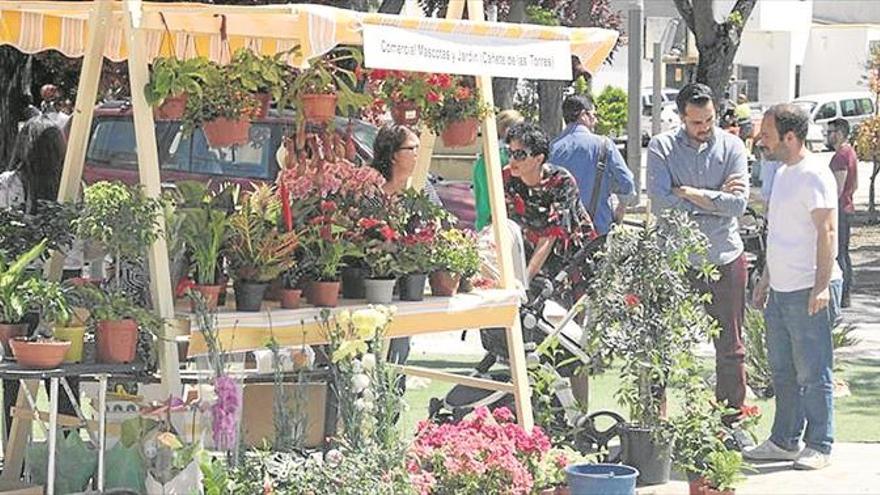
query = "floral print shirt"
(503, 164, 596, 301)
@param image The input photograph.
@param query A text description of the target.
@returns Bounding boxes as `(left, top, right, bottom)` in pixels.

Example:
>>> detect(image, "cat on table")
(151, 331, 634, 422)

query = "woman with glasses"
(370, 123, 443, 205)
(503, 122, 596, 305)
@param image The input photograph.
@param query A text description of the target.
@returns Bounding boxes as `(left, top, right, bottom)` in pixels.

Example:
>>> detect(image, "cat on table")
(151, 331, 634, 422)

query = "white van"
(792, 92, 875, 150)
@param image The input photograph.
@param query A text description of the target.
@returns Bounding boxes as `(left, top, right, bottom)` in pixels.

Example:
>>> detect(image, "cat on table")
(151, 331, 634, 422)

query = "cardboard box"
(241, 382, 327, 449)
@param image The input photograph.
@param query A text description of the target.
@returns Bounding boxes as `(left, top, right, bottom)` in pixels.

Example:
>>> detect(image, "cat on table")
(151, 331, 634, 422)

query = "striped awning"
(0, 1, 618, 73)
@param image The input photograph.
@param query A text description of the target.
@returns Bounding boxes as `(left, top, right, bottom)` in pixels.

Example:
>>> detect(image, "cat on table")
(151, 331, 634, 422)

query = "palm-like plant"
(225, 185, 299, 283)
(0, 241, 47, 324)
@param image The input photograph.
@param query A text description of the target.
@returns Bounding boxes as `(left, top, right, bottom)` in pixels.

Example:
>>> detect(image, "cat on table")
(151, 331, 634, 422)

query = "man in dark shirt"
(826, 118, 858, 307)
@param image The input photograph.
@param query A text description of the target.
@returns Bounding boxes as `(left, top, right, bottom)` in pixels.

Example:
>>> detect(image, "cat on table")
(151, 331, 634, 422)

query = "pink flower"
(624, 293, 641, 307)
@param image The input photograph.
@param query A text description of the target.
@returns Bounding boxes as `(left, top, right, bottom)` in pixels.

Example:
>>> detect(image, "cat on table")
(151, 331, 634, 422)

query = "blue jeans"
(764, 280, 841, 455)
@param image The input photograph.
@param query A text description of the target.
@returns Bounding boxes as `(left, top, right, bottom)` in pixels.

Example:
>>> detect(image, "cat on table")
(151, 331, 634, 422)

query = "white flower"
(361, 353, 376, 371)
(335, 310, 351, 327)
(325, 449, 344, 467)
(351, 373, 370, 393)
(361, 388, 375, 402)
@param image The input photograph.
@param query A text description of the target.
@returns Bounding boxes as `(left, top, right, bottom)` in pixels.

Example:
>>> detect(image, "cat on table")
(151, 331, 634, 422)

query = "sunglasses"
(509, 148, 532, 161)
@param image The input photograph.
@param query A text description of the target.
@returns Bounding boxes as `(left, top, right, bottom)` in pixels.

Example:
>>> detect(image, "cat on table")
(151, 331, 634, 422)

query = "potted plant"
(0, 242, 48, 355)
(225, 185, 299, 312)
(51, 283, 89, 363)
(357, 217, 401, 304)
(397, 228, 435, 302)
(145, 56, 211, 120)
(76, 181, 162, 292)
(302, 224, 357, 307)
(227, 48, 297, 118)
(285, 47, 371, 125)
(182, 66, 261, 148)
(176, 182, 230, 310)
(78, 285, 161, 364)
(366, 70, 449, 125)
(586, 211, 720, 486)
(429, 228, 477, 297)
(422, 75, 492, 147)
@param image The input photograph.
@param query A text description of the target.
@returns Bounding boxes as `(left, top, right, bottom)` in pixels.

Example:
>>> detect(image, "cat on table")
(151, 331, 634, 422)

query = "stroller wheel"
(575, 410, 625, 462)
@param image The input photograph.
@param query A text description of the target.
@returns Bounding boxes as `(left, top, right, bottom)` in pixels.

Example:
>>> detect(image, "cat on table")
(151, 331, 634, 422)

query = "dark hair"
(370, 123, 414, 180)
(505, 122, 550, 162)
(562, 94, 595, 125)
(676, 82, 714, 115)
(10, 114, 66, 214)
(765, 103, 810, 142)
(828, 117, 850, 139)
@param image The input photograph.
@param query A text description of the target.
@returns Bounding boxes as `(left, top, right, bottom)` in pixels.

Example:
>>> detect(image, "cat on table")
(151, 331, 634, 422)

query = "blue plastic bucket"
(564, 463, 639, 495)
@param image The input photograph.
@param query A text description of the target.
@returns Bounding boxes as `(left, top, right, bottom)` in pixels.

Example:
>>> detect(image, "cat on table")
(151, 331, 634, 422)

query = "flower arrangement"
(407, 406, 552, 495)
(301, 201, 359, 282)
(356, 217, 402, 279)
(431, 228, 480, 275)
(422, 75, 492, 135)
(398, 225, 437, 276)
(366, 70, 453, 123)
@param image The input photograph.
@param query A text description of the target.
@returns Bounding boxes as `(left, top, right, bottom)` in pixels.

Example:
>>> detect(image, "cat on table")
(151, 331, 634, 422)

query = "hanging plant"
(422, 75, 492, 147)
(226, 47, 299, 118)
(145, 57, 212, 120)
(182, 67, 261, 148)
(284, 47, 372, 125)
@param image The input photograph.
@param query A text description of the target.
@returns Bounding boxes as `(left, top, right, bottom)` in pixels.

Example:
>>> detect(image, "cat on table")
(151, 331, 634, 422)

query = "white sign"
(362, 24, 573, 80)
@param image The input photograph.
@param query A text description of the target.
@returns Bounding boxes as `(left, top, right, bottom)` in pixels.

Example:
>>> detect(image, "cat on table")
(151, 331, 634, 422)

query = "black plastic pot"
(234, 282, 268, 312)
(399, 273, 427, 301)
(341, 266, 366, 299)
(619, 423, 672, 486)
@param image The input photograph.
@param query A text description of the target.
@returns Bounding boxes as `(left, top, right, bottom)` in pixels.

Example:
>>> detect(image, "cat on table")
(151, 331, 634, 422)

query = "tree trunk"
(538, 80, 567, 136)
(695, 39, 741, 109)
(0, 47, 32, 169)
(491, 0, 526, 111)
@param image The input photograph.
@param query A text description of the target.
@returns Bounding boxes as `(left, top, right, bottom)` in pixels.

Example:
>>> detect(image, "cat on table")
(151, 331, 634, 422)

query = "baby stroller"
(428, 226, 624, 457)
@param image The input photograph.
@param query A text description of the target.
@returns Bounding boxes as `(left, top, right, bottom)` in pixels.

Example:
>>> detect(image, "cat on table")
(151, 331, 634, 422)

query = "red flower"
(309, 215, 326, 226)
(513, 194, 526, 215)
(320, 199, 337, 213)
(454, 86, 471, 101)
(320, 225, 332, 241)
(544, 226, 566, 239)
(740, 405, 760, 418)
(624, 293, 641, 307)
(278, 182, 293, 231)
(380, 225, 398, 242)
(359, 217, 381, 229)
(426, 91, 441, 103)
(369, 69, 388, 81)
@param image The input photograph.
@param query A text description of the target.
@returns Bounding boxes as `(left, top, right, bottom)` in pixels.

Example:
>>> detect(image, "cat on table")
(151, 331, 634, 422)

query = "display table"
(0, 362, 144, 495)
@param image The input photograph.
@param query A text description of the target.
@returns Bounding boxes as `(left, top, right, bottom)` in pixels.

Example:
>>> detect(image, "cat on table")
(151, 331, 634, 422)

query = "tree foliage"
(595, 85, 627, 137)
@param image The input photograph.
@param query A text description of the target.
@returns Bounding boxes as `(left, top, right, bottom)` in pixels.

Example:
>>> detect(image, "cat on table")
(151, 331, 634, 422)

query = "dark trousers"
(693, 254, 748, 415)
(838, 211, 853, 301)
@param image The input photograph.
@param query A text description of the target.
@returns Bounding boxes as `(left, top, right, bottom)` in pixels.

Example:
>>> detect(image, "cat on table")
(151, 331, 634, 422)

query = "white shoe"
(743, 439, 800, 461)
(793, 448, 831, 470)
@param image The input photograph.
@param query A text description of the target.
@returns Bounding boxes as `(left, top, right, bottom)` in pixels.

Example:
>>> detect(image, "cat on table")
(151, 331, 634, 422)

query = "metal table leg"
(47, 377, 59, 495)
(97, 375, 107, 491)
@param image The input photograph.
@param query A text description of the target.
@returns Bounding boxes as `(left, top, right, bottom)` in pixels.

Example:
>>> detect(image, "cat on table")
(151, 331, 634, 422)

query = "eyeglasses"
(399, 145, 419, 152)
(509, 148, 531, 161)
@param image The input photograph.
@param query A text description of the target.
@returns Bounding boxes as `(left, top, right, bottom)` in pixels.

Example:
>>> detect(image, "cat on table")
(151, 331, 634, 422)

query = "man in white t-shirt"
(746, 104, 842, 471)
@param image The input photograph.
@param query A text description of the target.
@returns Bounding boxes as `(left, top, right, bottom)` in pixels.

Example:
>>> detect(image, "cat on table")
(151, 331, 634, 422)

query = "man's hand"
(722, 173, 748, 195)
(809, 286, 831, 315)
(752, 277, 770, 310)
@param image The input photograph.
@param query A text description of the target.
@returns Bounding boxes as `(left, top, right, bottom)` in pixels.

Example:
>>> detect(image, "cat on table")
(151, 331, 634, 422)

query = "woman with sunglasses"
(503, 122, 597, 306)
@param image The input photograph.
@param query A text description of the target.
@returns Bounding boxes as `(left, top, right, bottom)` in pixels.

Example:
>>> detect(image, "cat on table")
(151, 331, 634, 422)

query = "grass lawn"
(401, 355, 880, 443)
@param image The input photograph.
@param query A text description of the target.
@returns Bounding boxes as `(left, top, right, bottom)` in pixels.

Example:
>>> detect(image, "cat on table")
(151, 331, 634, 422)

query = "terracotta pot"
(9, 338, 70, 369)
(391, 100, 421, 125)
(688, 476, 708, 495)
(96, 319, 139, 364)
(310, 281, 341, 307)
(0, 322, 29, 357)
(253, 92, 272, 118)
(154, 94, 188, 120)
(429, 271, 461, 297)
(399, 273, 427, 301)
(202, 118, 251, 148)
(191, 284, 223, 311)
(301, 93, 337, 124)
(280, 288, 303, 309)
(53, 325, 86, 363)
(441, 118, 480, 147)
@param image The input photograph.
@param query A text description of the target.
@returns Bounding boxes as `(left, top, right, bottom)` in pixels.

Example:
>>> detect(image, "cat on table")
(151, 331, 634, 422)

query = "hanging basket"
(202, 118, 251, 148)
(154, 94, 188, 121)
(253, 92, 272, 119)
(301, 93, 338, 125)
(441, 118, 480, 147)
(391, 100, 421, 126)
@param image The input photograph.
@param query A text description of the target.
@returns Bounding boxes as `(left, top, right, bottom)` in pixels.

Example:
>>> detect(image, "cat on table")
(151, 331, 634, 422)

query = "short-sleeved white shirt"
(766, 153, 843, 292)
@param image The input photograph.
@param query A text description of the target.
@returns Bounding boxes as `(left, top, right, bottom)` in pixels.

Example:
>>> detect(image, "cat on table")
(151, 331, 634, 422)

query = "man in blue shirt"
(550, 95, 636, 235)
(647, 82, 750, 424)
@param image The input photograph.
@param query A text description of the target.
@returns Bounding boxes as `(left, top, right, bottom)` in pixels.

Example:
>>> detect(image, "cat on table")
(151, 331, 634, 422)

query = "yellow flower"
(351, 308, 387, 339)
(335, 309, 352, 327)
(332, 339, 368, 363)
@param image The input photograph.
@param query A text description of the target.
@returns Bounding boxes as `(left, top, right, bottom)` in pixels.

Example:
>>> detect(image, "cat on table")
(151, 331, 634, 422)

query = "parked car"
(73, 101, 377, 188)
(641, 101, 681, 146)
(792, 91, 875, 151)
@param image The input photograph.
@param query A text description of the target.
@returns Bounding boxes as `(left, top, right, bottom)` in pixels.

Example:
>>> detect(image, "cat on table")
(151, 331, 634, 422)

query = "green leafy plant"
(431, 228, 480, 275)
(355, 218, 402, 279)
(422, 76, 493, 135)
(77, 284, 162, 333)
(174, 182, 229, 286)
(703, 449, 747, 491)
(284, 47, 372, 120)
(586, 212, 720, 430)
(145, 56, 212, 107)
(225, 184, 299, 283)
(0, 241, 47, 324)
(77, 181, 162, 291)
(181, 73, 260, 133)
(743, 308, 773, 399)
(0, 200, 80, 260)
(226, 47, 298, 102)
(595, 85, 627, 137)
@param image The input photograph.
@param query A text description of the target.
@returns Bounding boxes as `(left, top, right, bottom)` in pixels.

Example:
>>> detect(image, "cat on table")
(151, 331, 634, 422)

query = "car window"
(189, 124, 276, 179)
(86, 119, 190, 171)
(840, 99, 859, 117)
(856, 98, 874, 116)
(815, 102, 837, 121)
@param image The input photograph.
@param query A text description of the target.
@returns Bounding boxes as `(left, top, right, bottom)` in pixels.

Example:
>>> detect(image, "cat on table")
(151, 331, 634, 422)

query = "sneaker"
(743, 439, 800, 461)
(793, 448, 831, 470)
